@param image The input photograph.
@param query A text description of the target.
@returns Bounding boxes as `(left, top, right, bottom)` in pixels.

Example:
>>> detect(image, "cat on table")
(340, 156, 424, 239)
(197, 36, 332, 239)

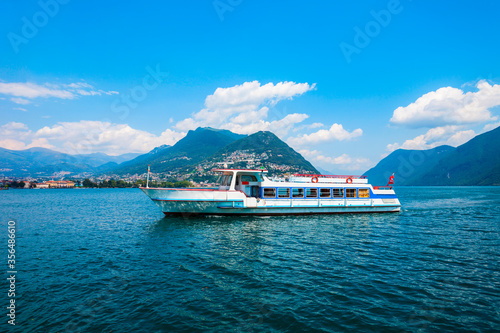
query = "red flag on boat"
(387, 173, 394, 186)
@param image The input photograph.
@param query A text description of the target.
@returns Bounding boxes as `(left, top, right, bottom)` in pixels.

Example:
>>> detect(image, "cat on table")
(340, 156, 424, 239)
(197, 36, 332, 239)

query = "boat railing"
(372, 186, 393, 190)
(293, 174, 368, 179)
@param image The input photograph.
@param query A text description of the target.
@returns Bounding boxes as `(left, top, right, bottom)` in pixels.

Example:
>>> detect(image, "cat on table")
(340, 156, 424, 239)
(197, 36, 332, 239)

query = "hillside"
(110, 127, 246, 175)
(364, 125, 500, 186)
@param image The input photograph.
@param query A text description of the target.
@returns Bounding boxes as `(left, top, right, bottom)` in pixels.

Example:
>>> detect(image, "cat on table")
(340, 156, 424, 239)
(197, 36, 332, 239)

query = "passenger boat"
(141, 168, 401, 216)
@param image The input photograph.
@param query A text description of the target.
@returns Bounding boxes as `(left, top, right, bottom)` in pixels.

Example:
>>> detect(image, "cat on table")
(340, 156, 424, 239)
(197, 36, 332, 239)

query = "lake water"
(1, 187, 499, 332)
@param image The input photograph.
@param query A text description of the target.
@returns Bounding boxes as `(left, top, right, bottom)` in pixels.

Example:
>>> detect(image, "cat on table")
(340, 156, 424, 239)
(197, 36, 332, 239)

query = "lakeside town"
(0, 177, 193, 189)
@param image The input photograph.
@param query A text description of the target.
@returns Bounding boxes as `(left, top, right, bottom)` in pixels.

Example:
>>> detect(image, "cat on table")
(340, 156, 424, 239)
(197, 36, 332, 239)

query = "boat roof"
(293, 174, 367, 179)
(212, 168, 268, 173)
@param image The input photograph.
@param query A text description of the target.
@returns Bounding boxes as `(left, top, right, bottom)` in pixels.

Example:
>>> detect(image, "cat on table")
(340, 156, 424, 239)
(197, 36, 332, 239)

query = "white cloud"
(175, 81, 315, 137)
(299, 149, 371, 171)
(386, 125, 476, 152)
(0, 122, 31, 137)
(446, 130, 476, 147)
(205, 80, 315, 111)
(390, 80, 500, 127)
(288, 123, 363, 146)
(0, 139, 27, 150)
(293, 122, 324, 132)
(11, 97, 31, 105)
(483, 121, 500, 132)
(0, 122, 33, 150)
(221, 112, 309, 137)
(13, 107, 27, 112)
(0, 80, 118, 101)
(0, 121, 185, 155)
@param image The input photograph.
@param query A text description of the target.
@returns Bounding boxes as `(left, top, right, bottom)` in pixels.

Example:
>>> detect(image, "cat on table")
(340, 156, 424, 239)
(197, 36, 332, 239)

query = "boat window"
(333, 188, 344, 198)
(346, 188, 357, 198)
(277, 188, 290, 198)
(359, 189, 370, 198)
(320, 188, 331, 198)
(221, 175, 233, 187)
(292, 188, 304, 198)
(306, 188, 318, 198)
(263, 188, 276, 198)
(241, 175, 257, 182)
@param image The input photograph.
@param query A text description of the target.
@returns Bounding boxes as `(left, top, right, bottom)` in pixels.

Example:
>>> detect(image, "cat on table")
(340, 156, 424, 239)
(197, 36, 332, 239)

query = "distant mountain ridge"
(0, 147, 140, 178)
(364, 125, 500, 186)
(73, 152, 141, 167)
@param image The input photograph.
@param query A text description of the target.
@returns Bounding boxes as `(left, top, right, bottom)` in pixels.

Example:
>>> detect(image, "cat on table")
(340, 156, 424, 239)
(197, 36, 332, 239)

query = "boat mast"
(146, 164, 150, 188)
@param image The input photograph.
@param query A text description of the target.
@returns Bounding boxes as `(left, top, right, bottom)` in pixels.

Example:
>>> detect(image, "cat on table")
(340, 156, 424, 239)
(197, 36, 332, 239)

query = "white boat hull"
(141, 188, 401, 216)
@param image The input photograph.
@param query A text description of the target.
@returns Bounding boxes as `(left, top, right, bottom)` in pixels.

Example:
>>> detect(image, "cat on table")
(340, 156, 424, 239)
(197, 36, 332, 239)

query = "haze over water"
(1, 187, 499, 332)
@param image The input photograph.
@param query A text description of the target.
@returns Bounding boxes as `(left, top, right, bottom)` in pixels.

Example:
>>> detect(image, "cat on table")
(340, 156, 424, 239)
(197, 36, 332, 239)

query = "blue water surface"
(0, 187, 499, 332)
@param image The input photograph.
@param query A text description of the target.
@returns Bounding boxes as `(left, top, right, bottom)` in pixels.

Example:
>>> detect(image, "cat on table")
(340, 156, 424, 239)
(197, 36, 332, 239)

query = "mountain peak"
(203, 130, 318, 175)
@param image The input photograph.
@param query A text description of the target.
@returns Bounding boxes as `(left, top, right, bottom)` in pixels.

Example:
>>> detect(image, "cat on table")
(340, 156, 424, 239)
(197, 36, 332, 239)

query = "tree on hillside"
(83, 179, 97, 188)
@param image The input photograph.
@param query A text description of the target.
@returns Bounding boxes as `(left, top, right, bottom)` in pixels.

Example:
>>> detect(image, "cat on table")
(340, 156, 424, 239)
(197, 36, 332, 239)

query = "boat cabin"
(214, 169, 265, 197)
(213, 169, 388, 201)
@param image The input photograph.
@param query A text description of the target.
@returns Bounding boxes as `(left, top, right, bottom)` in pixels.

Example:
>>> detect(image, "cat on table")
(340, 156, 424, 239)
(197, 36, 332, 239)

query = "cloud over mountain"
(0, 121, 185, 156)
(288, 123, 363, 146)
(175, 81, 316, 136)
(390, 80, 500, 127)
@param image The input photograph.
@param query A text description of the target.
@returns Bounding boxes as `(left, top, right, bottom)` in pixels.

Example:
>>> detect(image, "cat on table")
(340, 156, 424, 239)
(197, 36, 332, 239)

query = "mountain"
(316, 166, 334, 175)
(364, 125, 500, 186)
(0, 147, 140, 178)
(110, 127, 246, 175)
(0, 147, 94, 177)
(201, 131, 318, 174)
(73, 152, 141, 167)
(364, 145, 455, 186)
(107, 128, 318, 180)
(414, 125, 500, 185)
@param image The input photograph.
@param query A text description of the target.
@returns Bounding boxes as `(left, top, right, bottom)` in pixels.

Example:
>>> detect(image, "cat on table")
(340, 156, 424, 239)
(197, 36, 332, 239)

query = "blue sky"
(1, 0, 499, 174)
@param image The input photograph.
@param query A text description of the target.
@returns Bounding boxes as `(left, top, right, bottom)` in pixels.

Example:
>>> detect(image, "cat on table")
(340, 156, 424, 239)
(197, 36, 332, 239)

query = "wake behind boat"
(141, 168, 401, 216)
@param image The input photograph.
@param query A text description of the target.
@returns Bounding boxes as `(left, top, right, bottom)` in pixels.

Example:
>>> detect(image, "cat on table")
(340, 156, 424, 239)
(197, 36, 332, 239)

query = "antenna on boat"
(146, 164, 150, 188)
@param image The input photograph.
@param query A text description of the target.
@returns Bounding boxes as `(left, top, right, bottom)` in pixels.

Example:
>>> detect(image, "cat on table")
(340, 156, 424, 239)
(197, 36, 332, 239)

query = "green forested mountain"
(203, 131, 318, 174)
(364, 126, 500, 186)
